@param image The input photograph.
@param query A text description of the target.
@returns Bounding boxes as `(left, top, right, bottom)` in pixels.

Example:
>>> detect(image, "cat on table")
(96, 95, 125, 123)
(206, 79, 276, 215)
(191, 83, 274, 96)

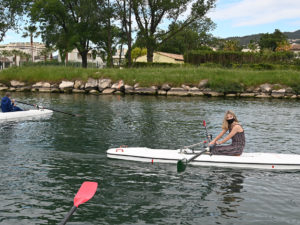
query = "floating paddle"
(15, 100, 79, 117)
(59, 181, 98, 225)
(177, 120, 211, 173)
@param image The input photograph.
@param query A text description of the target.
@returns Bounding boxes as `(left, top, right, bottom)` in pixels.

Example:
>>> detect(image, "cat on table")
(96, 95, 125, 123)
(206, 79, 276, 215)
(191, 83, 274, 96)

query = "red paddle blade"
(203, 120, 206, 127)
(74, 182, 98, 207)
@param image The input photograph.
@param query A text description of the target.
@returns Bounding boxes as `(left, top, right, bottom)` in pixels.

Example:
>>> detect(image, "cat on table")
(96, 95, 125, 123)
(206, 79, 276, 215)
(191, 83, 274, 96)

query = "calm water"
(0, 93, 300, 225)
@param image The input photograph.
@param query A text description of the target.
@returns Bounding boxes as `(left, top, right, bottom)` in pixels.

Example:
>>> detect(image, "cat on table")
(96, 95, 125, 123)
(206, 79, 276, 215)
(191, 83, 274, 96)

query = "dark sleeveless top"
(210, 124, 245, 156)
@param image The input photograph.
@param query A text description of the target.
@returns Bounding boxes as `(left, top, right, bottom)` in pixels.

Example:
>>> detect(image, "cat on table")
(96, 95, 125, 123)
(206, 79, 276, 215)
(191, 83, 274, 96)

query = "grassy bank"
(1, 66, 300, 93)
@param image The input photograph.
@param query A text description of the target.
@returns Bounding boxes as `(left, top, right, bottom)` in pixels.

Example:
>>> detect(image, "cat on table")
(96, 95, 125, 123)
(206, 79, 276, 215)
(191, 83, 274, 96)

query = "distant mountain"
(225, 30, 300, 46)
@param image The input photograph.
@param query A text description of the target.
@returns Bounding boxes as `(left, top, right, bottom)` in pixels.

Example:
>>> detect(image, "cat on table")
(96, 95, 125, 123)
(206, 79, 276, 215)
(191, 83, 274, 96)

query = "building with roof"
(0, 42, 50, 69)
(291, 44, 300, 55)
(136, 51, 184, 64)
(57, 48, 104, 67)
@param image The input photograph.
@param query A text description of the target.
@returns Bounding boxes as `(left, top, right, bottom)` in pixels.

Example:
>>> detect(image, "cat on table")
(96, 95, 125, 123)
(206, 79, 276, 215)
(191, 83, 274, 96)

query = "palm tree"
(22, 25, 40, 62)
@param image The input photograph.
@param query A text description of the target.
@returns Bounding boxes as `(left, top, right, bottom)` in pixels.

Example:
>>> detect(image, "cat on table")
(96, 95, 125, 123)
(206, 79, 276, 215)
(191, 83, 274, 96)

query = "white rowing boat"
(106, 147, 300, 170)
(0, 109, 53, 122)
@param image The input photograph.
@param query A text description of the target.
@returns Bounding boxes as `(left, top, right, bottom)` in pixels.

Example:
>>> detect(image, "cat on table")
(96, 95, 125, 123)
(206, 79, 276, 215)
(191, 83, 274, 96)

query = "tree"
(275, 40, 291, 52)
(30, 0, 104, 68)
(258, 29, 287, 51)
(248, 40, 258, 52)
(222, 39, 242, 52)
(158, 18, 216, 54)
(131, 47, 147, 62)
(22, 25, 40, 62)
(0, 0, 29, 42)
(131, 0, 216, 62)
(116, 0, 133, 67)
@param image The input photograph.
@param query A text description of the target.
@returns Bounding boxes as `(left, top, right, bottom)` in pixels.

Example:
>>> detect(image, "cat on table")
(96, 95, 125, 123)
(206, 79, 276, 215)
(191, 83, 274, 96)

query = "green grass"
(1, 65, 300, 93)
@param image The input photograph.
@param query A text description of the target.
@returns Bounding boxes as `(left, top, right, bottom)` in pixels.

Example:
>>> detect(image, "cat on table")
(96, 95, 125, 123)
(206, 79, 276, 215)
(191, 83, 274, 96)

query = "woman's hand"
(216, 141, 222, 145)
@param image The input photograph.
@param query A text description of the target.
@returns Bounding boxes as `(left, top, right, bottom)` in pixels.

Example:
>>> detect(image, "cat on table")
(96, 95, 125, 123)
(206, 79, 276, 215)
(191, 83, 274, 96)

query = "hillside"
(225, 30, 300, 46)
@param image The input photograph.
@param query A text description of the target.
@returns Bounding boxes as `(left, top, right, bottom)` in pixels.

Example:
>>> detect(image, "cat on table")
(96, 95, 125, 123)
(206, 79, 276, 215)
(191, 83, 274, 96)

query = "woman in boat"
(208, 110, 245, 156)
(1, 92, 23, 112)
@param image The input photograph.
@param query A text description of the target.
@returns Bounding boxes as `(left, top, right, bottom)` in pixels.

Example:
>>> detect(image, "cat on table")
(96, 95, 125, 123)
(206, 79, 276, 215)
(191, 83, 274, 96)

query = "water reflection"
(216, 171, 244, 218)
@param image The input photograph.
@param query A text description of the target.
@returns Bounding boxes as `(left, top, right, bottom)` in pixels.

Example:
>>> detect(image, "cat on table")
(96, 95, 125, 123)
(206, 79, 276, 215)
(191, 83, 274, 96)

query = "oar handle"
(203, 120, 211, 142)
(59, 205, 77, 225)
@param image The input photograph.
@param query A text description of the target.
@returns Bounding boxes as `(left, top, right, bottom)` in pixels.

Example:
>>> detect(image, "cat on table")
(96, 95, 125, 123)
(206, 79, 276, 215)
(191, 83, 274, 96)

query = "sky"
(209, 0, 300, 38)
(1, 0, 300, 44)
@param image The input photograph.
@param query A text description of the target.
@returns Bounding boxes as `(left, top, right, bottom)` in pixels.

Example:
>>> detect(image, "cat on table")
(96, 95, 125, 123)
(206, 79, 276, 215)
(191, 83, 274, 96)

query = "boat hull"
(107, 147, 300, 170)
(0, 109, 53, 122)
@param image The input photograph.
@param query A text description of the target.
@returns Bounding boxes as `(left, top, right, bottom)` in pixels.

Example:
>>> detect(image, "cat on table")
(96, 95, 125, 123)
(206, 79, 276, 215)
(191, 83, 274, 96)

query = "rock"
(102, 88, 116, 94)
(253, 87, 261, 93)
(245, 87, 255, 92)
(198, 79, 208, 89)
(271, 89, 286, 98)
(51, 84, 59, 88)
(98, 79, 112, 91)
(124, 85, 134, 94)
(189, 87, 203, 96)
(39, 88, 51, 93)
(0, 85, 8, 91)
(116, 80, 125, 91)
(16, 87, 31, 92)
(167, 88, 190, 96)
(74, 80, 84, 89)
(134, 87, 157, 95)
(259, 83, 273, 93)
(256, 93, 271, 98)
(32, 82, 51, 88)
(85, 78, 98, 90)
(285, 87, 293, 93)
(181, 84, 190, 91)
(189, 91, 204, 96)
(189, 87, 199, 91)
(161, 83, 171, 91)
(10, 80, 25, 87)
(111, 83, 119, 89)
(59, 81, 74, 89)
(240, 93, 256, 97)
(158, 90, 167, 95)
(89, 90, 100, 94)
(50, 88, 60, 93)
(204, 91, 224, 97)
(225, 93, 238, 97)
(72, 89, 86, 93)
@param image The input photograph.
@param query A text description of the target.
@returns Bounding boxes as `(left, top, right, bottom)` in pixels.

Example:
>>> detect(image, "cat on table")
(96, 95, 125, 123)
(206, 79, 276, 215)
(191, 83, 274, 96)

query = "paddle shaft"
(15, 100, 77, 117)
(187, 149, 208, 163)
(59, 206, 77, 225)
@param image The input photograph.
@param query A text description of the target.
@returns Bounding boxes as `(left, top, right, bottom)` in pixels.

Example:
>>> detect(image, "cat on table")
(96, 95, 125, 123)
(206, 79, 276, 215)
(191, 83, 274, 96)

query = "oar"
(59, 181, 98, 225)
(203, 120, 212, 143)
(177, 120, 211, 173)
(15, 100, 79, 117)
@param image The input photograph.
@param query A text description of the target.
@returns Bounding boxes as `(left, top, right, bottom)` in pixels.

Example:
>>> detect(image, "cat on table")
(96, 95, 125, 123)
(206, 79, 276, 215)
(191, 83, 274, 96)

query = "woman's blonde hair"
(222, 110, 239, 130)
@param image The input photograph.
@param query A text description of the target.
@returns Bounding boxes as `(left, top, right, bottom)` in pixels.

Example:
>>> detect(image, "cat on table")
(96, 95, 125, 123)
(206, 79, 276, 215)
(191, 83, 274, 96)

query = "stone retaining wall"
(0, 79, 299, 99)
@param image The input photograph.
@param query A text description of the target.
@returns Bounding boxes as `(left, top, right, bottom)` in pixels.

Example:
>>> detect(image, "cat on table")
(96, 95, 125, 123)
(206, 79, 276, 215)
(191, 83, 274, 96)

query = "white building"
(58, 48, 104, 67)
(0, 42, 49, 68)
(113, 48, 127, 66)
